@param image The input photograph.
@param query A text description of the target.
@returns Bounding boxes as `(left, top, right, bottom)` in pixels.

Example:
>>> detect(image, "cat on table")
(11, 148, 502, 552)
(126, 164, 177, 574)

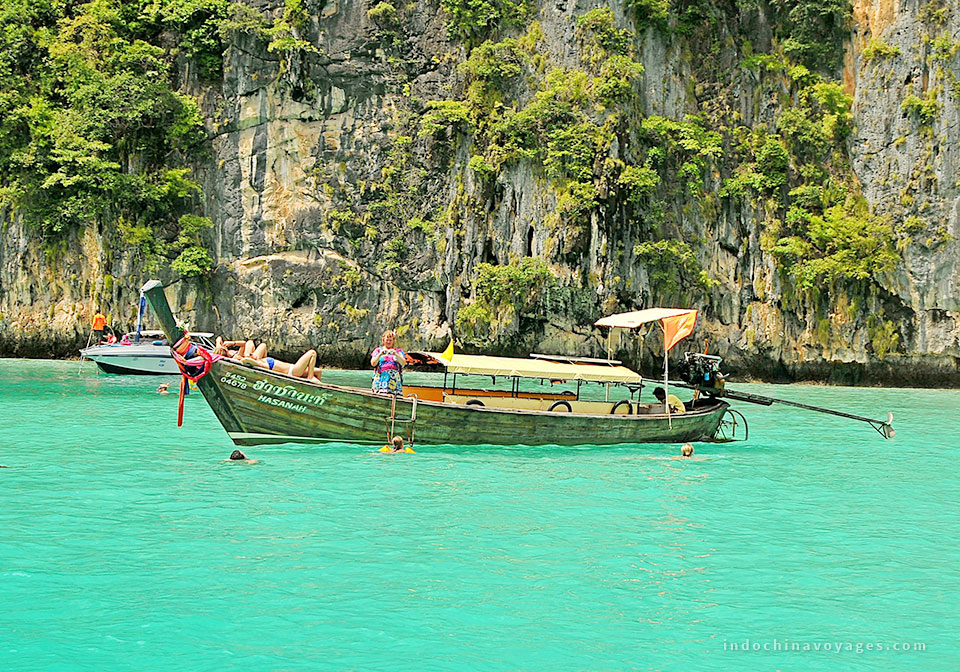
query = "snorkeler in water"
(379, 436, 415, 453)
(222, 449, 258, 464)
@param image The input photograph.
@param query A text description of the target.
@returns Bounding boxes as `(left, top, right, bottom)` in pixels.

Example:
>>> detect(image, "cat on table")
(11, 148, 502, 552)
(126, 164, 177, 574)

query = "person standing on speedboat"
(92, 309, 107, 344)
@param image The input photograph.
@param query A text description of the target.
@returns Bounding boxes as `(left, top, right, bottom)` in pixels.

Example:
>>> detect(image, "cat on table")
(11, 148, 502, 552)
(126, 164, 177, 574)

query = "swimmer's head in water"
(229, 449, 246, 460)
(391, 436, 404, 451)
(681, 443, 694, 457)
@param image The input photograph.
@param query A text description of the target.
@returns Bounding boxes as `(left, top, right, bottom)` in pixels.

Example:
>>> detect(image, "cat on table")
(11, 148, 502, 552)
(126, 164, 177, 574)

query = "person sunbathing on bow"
(241, 349, 323, 383)
(214, 337, 266, 359)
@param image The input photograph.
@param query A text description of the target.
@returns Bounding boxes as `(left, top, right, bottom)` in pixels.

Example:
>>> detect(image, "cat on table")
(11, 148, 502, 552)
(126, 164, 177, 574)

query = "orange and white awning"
(595, 308, 698, 352)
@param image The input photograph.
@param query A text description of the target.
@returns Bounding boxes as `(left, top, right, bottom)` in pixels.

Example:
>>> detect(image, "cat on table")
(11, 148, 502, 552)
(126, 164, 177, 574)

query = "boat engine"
(676, 352, 725, 394)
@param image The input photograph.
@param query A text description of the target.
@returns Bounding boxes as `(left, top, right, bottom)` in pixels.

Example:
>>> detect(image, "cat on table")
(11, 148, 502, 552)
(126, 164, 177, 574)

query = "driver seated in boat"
(370, 329, 410, 395)
(653, 386, 686, 414)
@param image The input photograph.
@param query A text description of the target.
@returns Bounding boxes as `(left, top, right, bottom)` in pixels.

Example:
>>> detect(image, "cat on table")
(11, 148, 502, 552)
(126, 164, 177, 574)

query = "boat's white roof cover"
(595, 308, 696, 329)
(419, 352, 643, 384)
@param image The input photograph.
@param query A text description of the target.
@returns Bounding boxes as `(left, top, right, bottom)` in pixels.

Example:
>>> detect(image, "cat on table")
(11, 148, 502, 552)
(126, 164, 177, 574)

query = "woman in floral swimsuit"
(370, 329, 410, 395)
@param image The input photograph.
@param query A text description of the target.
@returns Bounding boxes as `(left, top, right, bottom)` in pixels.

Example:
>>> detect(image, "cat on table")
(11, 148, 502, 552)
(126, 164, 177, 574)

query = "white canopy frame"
(595, 308, 698, 428)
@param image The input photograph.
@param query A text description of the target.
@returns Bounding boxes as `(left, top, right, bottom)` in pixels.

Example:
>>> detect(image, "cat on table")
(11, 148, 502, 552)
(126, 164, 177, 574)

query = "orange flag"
(662, 310, 698, 352)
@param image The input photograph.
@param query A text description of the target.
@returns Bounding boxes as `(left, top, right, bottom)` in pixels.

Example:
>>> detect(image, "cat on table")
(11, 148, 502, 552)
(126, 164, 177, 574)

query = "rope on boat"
(171, 336, 214, 382)
(170, 335, 216, 428)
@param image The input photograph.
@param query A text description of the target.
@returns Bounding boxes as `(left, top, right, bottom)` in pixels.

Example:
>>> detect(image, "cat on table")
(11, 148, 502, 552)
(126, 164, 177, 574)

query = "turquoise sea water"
(1, 358, 958, 671)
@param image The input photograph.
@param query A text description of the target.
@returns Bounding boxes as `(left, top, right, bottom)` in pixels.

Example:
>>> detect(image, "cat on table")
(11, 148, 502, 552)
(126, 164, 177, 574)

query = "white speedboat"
(80, 330, 216, 375)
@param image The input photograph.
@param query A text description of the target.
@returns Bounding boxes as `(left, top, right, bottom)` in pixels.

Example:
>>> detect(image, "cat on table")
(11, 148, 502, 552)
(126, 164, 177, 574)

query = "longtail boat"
(141, 280, 731, 447)
(142, 280, 895, 447)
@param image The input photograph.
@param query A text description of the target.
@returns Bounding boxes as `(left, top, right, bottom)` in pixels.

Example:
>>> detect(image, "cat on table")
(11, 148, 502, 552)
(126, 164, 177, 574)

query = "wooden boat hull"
(139, 279, 728, 448)
(201, 359, 729, 447)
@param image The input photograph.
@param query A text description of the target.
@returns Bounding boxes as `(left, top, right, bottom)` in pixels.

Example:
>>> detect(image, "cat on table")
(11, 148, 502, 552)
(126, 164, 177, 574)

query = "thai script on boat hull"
(249, 378, 328, 414)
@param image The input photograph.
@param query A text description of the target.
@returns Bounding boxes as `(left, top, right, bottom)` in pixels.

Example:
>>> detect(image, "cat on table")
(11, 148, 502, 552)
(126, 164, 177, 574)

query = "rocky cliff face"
(845, 0, 960, 382)
(1, 0, 958, 385)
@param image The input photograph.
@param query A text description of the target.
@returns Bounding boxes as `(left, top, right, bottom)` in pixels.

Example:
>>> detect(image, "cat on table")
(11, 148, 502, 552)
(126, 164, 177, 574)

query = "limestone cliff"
(0, 0, 958, 385)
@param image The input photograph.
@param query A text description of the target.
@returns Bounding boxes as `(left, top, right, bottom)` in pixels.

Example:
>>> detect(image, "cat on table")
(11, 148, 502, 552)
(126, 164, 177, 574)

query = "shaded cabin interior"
(397, 351, 681, 416)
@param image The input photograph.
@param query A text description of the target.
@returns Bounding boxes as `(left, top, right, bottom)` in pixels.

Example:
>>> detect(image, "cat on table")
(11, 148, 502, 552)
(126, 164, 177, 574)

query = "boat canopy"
(594, 308, 696, 329)
(414, 352, 643, 384)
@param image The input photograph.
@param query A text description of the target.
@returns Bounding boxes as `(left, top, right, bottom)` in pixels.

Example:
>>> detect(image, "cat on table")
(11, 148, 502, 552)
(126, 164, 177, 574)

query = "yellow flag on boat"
(440, 340, 454, 361)
(663, 310, 698, 352)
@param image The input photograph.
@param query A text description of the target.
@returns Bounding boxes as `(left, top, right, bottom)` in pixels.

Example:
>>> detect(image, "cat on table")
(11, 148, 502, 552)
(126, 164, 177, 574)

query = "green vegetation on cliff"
(424, 0, 909, 351)
(0, 0, 222, 277)
(770, 0, 852, 70)
(439, 0, 531, 45)
(425, 8, 724, 327)
(0, 0, 299, 279)
(455, 258, 555, 346)
(2, 0, 934, 373)
(719, 63, 898, 290)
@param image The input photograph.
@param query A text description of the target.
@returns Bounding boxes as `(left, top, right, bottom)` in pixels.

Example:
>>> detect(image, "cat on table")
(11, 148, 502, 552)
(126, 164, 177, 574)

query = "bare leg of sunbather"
(243, 349, 321, 383)
(287, 349, 320, 382)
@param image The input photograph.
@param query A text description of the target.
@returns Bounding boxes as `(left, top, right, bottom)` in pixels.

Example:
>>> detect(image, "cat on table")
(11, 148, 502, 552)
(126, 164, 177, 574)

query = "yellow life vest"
(379, 446, 415, 453)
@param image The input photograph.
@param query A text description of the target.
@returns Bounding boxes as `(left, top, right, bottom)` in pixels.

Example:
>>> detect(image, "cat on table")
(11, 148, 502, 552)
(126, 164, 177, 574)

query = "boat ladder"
(385, 394, 418, 447)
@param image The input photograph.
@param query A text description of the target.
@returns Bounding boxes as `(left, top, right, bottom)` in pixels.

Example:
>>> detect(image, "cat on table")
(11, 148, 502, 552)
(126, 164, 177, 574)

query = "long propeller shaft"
(672, 381, 895, 439)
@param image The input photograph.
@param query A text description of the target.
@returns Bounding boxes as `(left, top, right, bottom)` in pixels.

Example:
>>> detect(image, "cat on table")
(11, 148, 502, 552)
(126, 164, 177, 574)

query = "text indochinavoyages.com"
(723, 639, 927, 654)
